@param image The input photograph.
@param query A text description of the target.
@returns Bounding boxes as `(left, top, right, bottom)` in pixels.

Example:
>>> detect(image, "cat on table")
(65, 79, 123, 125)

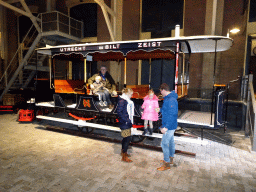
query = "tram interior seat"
(126, 84, 150, 99)
(85, 83, 119, 97)
(54, 80, 86, 94)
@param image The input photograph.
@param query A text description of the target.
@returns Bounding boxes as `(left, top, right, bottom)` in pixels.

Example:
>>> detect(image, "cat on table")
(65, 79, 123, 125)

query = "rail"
(246, 74, 256, 151)
(39, 11, 83, 39)
(0, 16, 40, 87)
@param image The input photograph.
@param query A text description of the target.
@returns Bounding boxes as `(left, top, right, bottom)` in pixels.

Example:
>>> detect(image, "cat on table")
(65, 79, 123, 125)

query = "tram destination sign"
(52, 40, 176, 55)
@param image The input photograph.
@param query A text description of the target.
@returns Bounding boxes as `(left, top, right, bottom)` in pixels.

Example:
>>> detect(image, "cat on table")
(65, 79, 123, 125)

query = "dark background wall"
(184, 0, 206, 98)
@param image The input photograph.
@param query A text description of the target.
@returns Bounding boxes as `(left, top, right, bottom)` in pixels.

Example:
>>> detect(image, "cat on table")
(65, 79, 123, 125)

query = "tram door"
(141, 59, 175, 93)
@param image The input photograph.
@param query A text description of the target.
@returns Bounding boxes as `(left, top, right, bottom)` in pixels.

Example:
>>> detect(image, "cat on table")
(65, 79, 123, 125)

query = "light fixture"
(227, 28, 240, 38)
(230, 28, 240, 34)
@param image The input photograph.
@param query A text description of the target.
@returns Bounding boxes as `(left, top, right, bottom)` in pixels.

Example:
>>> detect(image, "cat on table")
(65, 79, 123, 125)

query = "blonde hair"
(95, 76, 102, 80)
(122, 88, 133, 94)
(148, 89, 154, 95)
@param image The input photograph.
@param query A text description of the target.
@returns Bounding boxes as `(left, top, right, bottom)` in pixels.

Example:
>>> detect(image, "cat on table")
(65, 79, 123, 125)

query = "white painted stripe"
(36, 115, 208, 145)
(178, 119, 214, 128)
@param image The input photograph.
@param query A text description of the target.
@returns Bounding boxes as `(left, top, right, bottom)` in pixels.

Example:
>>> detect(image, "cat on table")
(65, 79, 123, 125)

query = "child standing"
(141, 89, 159, 135)
(117, 88, 134, 162)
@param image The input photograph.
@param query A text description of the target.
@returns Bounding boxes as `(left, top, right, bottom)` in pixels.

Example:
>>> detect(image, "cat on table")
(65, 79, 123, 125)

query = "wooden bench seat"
(54, 80, 85, 94)
(126, 84, 150, 99)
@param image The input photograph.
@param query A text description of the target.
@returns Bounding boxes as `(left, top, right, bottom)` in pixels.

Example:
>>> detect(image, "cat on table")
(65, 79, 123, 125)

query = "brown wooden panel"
(126, 84, 150, 99)
(54, 80, 85, 94)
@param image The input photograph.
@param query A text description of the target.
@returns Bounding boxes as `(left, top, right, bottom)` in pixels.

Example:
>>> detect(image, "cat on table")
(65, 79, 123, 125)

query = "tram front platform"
(0, 113, 255, 192)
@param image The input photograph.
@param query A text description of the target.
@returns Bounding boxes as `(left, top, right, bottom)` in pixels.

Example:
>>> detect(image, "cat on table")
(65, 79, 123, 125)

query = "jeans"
(161, 129, 175, 162)
(96, 90, 111, 104)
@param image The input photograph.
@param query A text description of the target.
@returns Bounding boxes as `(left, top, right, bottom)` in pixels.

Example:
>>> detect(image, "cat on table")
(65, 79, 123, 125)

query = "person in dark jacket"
(157, 83, 178, 171)
(116, 88, 134, 162)
(88, 65, 117, 95)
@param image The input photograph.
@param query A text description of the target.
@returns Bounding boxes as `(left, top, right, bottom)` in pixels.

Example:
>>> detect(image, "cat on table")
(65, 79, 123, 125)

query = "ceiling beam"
(0, 0, 40, 22)
(19, 0, 41, 32)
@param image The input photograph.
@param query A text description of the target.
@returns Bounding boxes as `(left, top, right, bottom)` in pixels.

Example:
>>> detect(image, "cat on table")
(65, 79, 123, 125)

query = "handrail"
(0, 15, 40, 83)
(249, 82, 256, 114)
(39, 11, 83, 38)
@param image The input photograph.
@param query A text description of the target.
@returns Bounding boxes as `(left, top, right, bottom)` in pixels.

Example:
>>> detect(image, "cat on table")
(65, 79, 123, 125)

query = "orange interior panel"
(126, 85, 150, 99)
(54, 80, 85, 94)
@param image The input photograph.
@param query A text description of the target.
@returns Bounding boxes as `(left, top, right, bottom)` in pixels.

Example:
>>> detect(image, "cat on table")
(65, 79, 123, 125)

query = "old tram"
(35, 35, 233, 142)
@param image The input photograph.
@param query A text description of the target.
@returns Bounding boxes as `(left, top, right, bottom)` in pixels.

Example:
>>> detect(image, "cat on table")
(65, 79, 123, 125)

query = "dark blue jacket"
(117, 97, 133, 130)
(160, 91, 178, 130)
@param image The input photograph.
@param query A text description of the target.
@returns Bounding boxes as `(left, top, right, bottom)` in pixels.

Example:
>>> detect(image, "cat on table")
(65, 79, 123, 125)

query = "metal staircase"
(0, 11, 83, 102)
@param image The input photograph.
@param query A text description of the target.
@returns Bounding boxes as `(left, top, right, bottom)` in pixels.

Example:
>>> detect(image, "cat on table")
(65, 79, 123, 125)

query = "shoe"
(99, 101, 104, 106)
(148, 128, 153, 135)
(108, 104, 114, 109)
(122, 152, 133, 163)
(157, 161, 171, 171)
(142, 128, 149, 136)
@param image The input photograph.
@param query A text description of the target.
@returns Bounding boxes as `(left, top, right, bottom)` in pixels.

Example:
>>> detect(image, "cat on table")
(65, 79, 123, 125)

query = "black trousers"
(122, 136, 132, 153)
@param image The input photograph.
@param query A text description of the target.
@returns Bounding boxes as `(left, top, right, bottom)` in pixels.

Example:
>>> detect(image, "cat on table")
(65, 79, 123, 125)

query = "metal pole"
(49, 56, 52, 89)
(182, 52, 185, 96)
(84, 58, 87, 83)
(149, 58, 151, 88)
(175, 42, 180, 93)
(124, 57, 126, 87)
(210, 40, 218, 125)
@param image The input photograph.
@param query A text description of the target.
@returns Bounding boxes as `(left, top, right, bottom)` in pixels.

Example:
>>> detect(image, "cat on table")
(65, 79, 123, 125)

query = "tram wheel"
(131, 135, 146, 143)
(77, 126, 84, 132)
(85, 127, 94, 133)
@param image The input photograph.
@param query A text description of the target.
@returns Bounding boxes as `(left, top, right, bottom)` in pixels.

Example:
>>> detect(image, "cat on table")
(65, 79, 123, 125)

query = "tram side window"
(54, 59, 69, 80)
(54, 59, 85, 81)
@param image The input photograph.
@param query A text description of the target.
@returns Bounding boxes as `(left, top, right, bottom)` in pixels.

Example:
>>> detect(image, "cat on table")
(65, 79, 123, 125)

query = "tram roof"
(37, 35, 233, 61)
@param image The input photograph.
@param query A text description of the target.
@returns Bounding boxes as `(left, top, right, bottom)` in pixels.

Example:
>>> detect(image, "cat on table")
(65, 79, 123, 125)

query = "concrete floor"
(0, 113, 256, 192)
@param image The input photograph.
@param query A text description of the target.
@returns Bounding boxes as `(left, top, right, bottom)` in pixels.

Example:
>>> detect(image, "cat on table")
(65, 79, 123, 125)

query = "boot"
(121, 149, 131, 157)
(148, 128, 153, 135)
(160, 157, 174, 164)
(157, 161, 171, 171)
(122, 152, 133, 163)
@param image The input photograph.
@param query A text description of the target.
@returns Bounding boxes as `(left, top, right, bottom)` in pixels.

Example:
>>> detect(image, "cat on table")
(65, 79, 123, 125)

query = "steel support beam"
(0, 0, 40, 22)
(94, 0, 116, 41)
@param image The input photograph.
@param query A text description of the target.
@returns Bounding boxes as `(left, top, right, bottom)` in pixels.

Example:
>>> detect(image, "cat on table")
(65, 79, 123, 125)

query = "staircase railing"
(245, 74, 256, 151)
(0, 33, 42, 101)
(0, 11, 83, 102)
(39, 11, 83, 39)
(0, 16, 40, 88)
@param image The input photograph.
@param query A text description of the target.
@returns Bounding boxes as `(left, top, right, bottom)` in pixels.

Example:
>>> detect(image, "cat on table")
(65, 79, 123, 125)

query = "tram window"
(54, 59, 68, 80)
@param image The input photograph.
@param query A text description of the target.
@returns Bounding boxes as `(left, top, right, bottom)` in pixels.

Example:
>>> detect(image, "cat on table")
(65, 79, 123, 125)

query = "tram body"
(36, 35, 233, 138)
